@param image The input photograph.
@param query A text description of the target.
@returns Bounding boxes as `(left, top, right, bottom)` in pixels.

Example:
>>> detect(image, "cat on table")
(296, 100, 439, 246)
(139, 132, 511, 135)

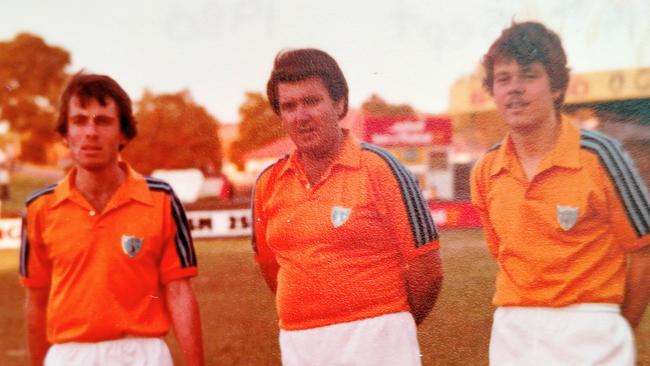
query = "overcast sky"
(1, 0, 649, 122)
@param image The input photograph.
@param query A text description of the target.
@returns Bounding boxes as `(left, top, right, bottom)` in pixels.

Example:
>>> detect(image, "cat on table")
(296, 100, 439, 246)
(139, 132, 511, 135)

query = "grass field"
(2, 229, 649, 365)
(1, 171, 55, 217)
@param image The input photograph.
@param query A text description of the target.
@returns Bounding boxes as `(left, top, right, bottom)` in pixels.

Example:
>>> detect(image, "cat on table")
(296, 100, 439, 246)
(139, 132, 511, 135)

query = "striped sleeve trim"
(19, 214, 29, 277)
(21, 185, 57, 277)
(145, 177, 197, 268)
(25, 184, 56, 206)
(362, 143, 439, 247)
(487, 142, 502, 152)
(251, 156, 288, 255)
(581, 129, 650, 236)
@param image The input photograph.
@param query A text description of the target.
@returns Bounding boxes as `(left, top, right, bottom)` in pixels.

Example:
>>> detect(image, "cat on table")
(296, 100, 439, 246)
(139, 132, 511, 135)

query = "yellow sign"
(448, 67, 650, 114)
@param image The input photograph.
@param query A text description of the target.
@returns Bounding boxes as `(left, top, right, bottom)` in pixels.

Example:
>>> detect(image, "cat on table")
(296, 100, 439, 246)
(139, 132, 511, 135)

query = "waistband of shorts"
(54, 336, 163, 346)
(499, 303, 620, 313)
(280, 311, 413, 334)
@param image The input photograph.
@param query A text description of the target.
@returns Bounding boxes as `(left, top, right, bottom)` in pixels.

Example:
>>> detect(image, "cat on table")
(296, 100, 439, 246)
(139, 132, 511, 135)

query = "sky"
(1, 0, 649, 123)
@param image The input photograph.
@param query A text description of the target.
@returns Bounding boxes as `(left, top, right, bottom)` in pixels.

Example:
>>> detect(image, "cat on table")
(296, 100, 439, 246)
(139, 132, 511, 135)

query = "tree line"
(0, 33, 417, 174)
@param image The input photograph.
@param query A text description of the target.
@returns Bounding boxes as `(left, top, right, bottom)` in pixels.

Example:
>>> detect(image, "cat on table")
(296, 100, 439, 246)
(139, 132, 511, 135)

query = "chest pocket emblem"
(331, 206, 351, 228)
(121, 235, 144, 258)
(557, 205, 579, 231)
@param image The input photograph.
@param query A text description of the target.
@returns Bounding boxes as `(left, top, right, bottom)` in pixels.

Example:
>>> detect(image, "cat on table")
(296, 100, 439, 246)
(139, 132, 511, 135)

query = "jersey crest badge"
(557, 205, 579, 231)
(121, 235, 143, 258)
(331, 206, 351, 228)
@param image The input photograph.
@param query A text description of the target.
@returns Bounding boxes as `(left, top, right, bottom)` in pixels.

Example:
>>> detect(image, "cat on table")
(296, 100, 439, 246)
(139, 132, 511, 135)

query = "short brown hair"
(482, 21, 570, 112)
(267, 48, 349, 119)
(57, 72, 137, 146)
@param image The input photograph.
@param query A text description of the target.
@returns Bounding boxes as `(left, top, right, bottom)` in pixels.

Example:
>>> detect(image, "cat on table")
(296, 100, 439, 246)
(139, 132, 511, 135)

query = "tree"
(122, 90, 222, 175)
(0, 33, 70, 163)
(361, 94, 417, 117)
(229, 92, 285, 170)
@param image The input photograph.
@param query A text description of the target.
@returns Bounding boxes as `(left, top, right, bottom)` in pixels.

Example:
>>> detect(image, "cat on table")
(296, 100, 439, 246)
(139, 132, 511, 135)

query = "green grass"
(2, 172, 57, 217)
(2, 230, 649, 365)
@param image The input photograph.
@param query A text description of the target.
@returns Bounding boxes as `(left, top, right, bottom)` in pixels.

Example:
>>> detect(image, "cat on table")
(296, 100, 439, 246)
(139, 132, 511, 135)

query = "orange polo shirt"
(253, 131, 439, 330)
(20, 162, 198, 343)
(471, 120, 650, 307)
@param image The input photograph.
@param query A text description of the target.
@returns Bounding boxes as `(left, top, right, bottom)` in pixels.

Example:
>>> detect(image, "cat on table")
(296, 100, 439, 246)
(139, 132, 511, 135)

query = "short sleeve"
(19, 206, 52, 288)
(595, 145, 650, 252)
(252, 168, 279, 267)
(470, 158, 501, 258)
(159, 191, 198, 284)
(368, 149, 439, 262)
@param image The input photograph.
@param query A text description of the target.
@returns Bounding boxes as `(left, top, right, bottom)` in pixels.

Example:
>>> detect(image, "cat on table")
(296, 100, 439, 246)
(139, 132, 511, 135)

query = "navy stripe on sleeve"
(145, 177, 197, 267)
(21, 185, 57, 277)
(581, 129, 650, 236)
(362, 143, 438, 247)
(19, 215, 29, 277)
(25, 184, 56, 206)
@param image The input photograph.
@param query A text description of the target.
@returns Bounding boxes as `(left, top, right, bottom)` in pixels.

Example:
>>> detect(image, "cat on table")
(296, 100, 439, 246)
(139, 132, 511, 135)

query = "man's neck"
(74, 163, 126, 212)
(510, 118, 562, 180)
(299, 133, 345, 186)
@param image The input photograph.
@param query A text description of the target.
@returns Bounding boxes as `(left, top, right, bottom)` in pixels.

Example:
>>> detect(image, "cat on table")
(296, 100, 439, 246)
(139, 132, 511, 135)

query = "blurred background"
(1, 1, 649, 364)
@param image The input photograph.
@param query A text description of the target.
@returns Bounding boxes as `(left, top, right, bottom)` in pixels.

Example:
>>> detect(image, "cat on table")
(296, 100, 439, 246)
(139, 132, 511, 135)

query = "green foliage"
(229, 92, 285, 170)
(0, 33, 70, 163)
(361, 93, 417, 117)
(122, 90, 222, 175)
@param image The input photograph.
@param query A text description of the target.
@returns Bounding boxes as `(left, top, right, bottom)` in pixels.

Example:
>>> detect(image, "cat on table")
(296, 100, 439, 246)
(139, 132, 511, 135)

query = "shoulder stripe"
(487, 142, 502, 152)
(25, 184, 57, 206)
(145, 177, 197, 267)
(19, 215, 29, 277)
(581, 129, 650, 236)
(22, 184, 58, 277)
(362, 143, 438, 247)
(250, 156, 289, 254)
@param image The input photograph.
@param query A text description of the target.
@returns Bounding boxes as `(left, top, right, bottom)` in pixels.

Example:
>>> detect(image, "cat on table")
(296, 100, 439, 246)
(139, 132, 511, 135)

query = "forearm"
(622, 246, 650, 328)
(257, 259, 279, 294)
(165, 279, 204, 366)
(25, 288, 50, 366)
(405, 250, 443, 325)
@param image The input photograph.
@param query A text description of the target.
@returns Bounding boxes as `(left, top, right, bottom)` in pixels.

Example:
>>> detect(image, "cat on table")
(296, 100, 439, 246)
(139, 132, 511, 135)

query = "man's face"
(65, 95, 125, 171)
(277, 76, 344, 157)
(492, 59, 561, 133)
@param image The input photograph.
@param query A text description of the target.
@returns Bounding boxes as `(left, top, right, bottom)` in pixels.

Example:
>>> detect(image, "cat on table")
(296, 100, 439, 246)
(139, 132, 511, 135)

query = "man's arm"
(165, 279, 204, 366)
(257, 260, 279, 294)
(404, 250, 443, 325)
(622, 245, 650, 328)
(252, 171, 279, 294)
(25, 287, 50, 366)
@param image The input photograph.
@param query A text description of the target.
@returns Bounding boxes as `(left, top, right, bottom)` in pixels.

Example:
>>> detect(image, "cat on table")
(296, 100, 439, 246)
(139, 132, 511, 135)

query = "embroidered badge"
(331, 206, 351, 228)
(121, 235, 143, 258)
(556, 205, 579, 231)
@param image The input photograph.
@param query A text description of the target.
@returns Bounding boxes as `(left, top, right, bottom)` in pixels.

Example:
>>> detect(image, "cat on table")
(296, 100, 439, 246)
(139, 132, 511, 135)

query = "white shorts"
(280, 311, 421, 366)
(490, 304, 635, 366)
(45, 337, 173, 366)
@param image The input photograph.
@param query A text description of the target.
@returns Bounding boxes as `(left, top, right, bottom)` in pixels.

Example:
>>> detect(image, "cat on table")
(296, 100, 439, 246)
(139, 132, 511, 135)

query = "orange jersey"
(20, 163, 198, 343)
(471, 120, 650, 307)
(253, 131, 439, 330)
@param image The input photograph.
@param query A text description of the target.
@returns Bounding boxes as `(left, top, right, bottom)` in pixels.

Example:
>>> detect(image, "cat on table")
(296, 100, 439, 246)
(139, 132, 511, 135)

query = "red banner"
(364, 116, 452, 147)
(429, 201, 481, 229)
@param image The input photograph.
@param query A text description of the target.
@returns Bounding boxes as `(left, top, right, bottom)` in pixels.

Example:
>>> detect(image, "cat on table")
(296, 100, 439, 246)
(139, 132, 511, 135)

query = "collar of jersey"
(49, 161, 155, 209)
(490, 119, 582, 177)
(277, 128, 362, 179)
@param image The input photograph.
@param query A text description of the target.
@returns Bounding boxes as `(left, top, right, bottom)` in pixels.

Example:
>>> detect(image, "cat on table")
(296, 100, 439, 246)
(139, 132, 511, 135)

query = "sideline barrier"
(1, 202, 479, 249)
(429, 201, 481, 229)
(0, 218, 21, 249)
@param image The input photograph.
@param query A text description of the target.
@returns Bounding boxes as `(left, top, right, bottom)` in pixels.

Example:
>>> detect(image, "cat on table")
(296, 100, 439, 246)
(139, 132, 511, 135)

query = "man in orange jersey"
(20, 73, 204, 366)
(252, 48, 443, 366)
(471, 21, 650, 365)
